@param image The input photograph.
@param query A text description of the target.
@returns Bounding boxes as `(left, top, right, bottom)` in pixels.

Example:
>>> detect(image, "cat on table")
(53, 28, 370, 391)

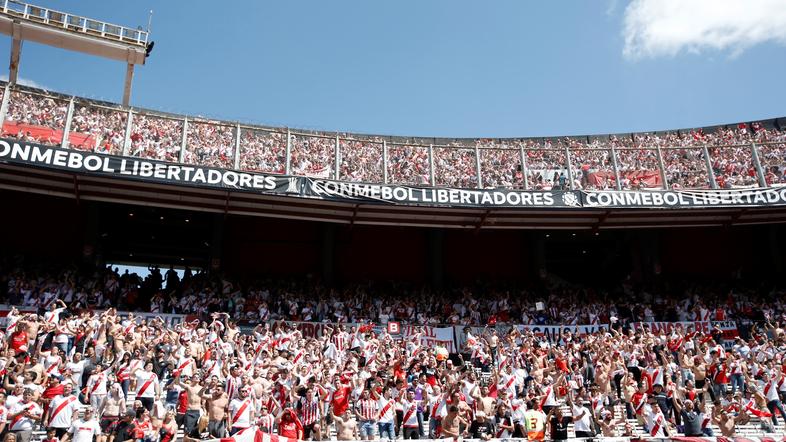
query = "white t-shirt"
(44, 307, 65, 324)
(377, 397, 395, 424)
(9, 401, 42, 430)
(572, 405, 592, 433)
(68, 418, 102, 442)
(135, 371, 158, 398)
(229, 398, 253, 428)
(66, 360, 86, 387)
(87, 372, 107, 396)
(48, 395, 80, 428)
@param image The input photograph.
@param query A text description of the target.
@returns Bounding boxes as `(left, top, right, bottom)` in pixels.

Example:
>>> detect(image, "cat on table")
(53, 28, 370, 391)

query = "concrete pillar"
(122, 63, 134, 107)
(8, 35, 21, 84)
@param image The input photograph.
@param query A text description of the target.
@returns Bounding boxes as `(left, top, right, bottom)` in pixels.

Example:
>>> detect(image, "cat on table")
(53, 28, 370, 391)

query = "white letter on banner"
(139, 161, 153, 177)
(52, 150, 67, 167)
(84, 155, 102, 171)
(31, 146, 52, 164)
(67, 152, 82, 169)
(0, 140, 10, 157)
(207, 169, 222, 184)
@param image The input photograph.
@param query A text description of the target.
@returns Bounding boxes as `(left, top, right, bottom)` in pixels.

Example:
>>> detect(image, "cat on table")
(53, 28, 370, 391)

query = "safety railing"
(1, 0, 149, 46)
(0, 83, 784, 191)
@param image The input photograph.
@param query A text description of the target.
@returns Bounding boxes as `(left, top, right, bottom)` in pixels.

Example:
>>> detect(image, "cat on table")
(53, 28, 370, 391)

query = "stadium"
(0, 2, 785, 442)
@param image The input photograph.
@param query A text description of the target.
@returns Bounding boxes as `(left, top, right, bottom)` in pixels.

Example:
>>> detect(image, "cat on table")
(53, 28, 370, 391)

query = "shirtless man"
(713, 408, 749, 437)
(202, 379, 229, 438)
(475, 386, 496, 416)
(594, 408, 624, 437)
(334, 410, 358, 441)
(99, 384, 126, 442)
(441, 406, 468, 439)
(682, 351, 708, 402)
(595, 358, 613, 396)
(175, 375, 204, 439)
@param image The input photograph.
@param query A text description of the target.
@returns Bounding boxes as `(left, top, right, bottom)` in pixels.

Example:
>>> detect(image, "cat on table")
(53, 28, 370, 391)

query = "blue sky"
(1, 0, 785, 138)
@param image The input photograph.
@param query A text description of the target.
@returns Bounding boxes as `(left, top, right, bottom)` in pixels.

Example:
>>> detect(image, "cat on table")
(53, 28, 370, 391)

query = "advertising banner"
(3, 139, 786, 209)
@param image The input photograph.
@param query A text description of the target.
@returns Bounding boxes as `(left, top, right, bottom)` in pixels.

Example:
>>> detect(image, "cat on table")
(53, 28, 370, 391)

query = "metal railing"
(0, 83, 784, 192)
(1, 0, 149, 46)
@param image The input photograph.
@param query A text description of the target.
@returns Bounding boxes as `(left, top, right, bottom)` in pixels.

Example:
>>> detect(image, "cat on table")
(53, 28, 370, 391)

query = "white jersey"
(572, 405, 592, 434)
(174, 356, 194, 377)
(66, 360, 86, 387)
(541, 385, 558, 407)
(377, 397, 395, 424)
(9, 401, 42, 431)
(135, 371, 159, 399)
(644, 406, 666, 438)
(48, 395, 80, 428)
(87, 372, 107, 396)
(68, 418, 102, 442)
(44, 308, 65, 324)
(401, 400, 419, 428)
(229, 398, 253, 428)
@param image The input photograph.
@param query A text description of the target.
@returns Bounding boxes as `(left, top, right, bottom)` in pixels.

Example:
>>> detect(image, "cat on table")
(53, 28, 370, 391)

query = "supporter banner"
(286, 321, 456, 352)
(516, 323, 609, 342)
(454, 324, 609, 350)
(631, 321, 740, 348)
(4, 139, 786, 210)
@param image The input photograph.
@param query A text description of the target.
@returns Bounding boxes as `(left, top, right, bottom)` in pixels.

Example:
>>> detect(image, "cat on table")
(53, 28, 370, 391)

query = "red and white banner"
(456, 324, 609, 349)
(631, 321, 740, 348)
(286, 321, 455, 352)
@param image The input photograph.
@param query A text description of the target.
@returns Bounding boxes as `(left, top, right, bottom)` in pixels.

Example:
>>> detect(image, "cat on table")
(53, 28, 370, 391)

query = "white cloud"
(622, 0, 786, 59)
(0, 74, 46, 89)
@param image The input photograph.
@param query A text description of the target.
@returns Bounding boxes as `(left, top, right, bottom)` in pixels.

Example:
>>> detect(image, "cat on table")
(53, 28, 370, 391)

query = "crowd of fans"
(127, 115, 183, 163)
(3, 260, 785, 329)
(1, 87, 785, 192)
(238, 130, 287, 175)
(184, 123, 235, 170)
(69, 104, 127, 156)
(0, 258, 785, 442)
(337, 138, 384, 184)
(290, 135, 335, 179)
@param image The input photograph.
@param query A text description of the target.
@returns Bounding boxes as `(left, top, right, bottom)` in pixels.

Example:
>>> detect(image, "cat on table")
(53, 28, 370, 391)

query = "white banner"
(455, 324, 611, 350)
(516, 323, 610, 343)
(631, 321, 740, 348)
(286, 321, 456, 352)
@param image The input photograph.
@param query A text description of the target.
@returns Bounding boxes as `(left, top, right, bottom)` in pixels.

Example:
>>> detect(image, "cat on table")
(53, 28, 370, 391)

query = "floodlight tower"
(0, 0, 152, 106)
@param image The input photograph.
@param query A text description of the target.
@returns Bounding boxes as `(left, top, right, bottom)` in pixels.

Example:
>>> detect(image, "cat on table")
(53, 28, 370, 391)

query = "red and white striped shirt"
(356, 398, 378, 421)
(299, 398, 320, 426)
(257, 414, 275, 433)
